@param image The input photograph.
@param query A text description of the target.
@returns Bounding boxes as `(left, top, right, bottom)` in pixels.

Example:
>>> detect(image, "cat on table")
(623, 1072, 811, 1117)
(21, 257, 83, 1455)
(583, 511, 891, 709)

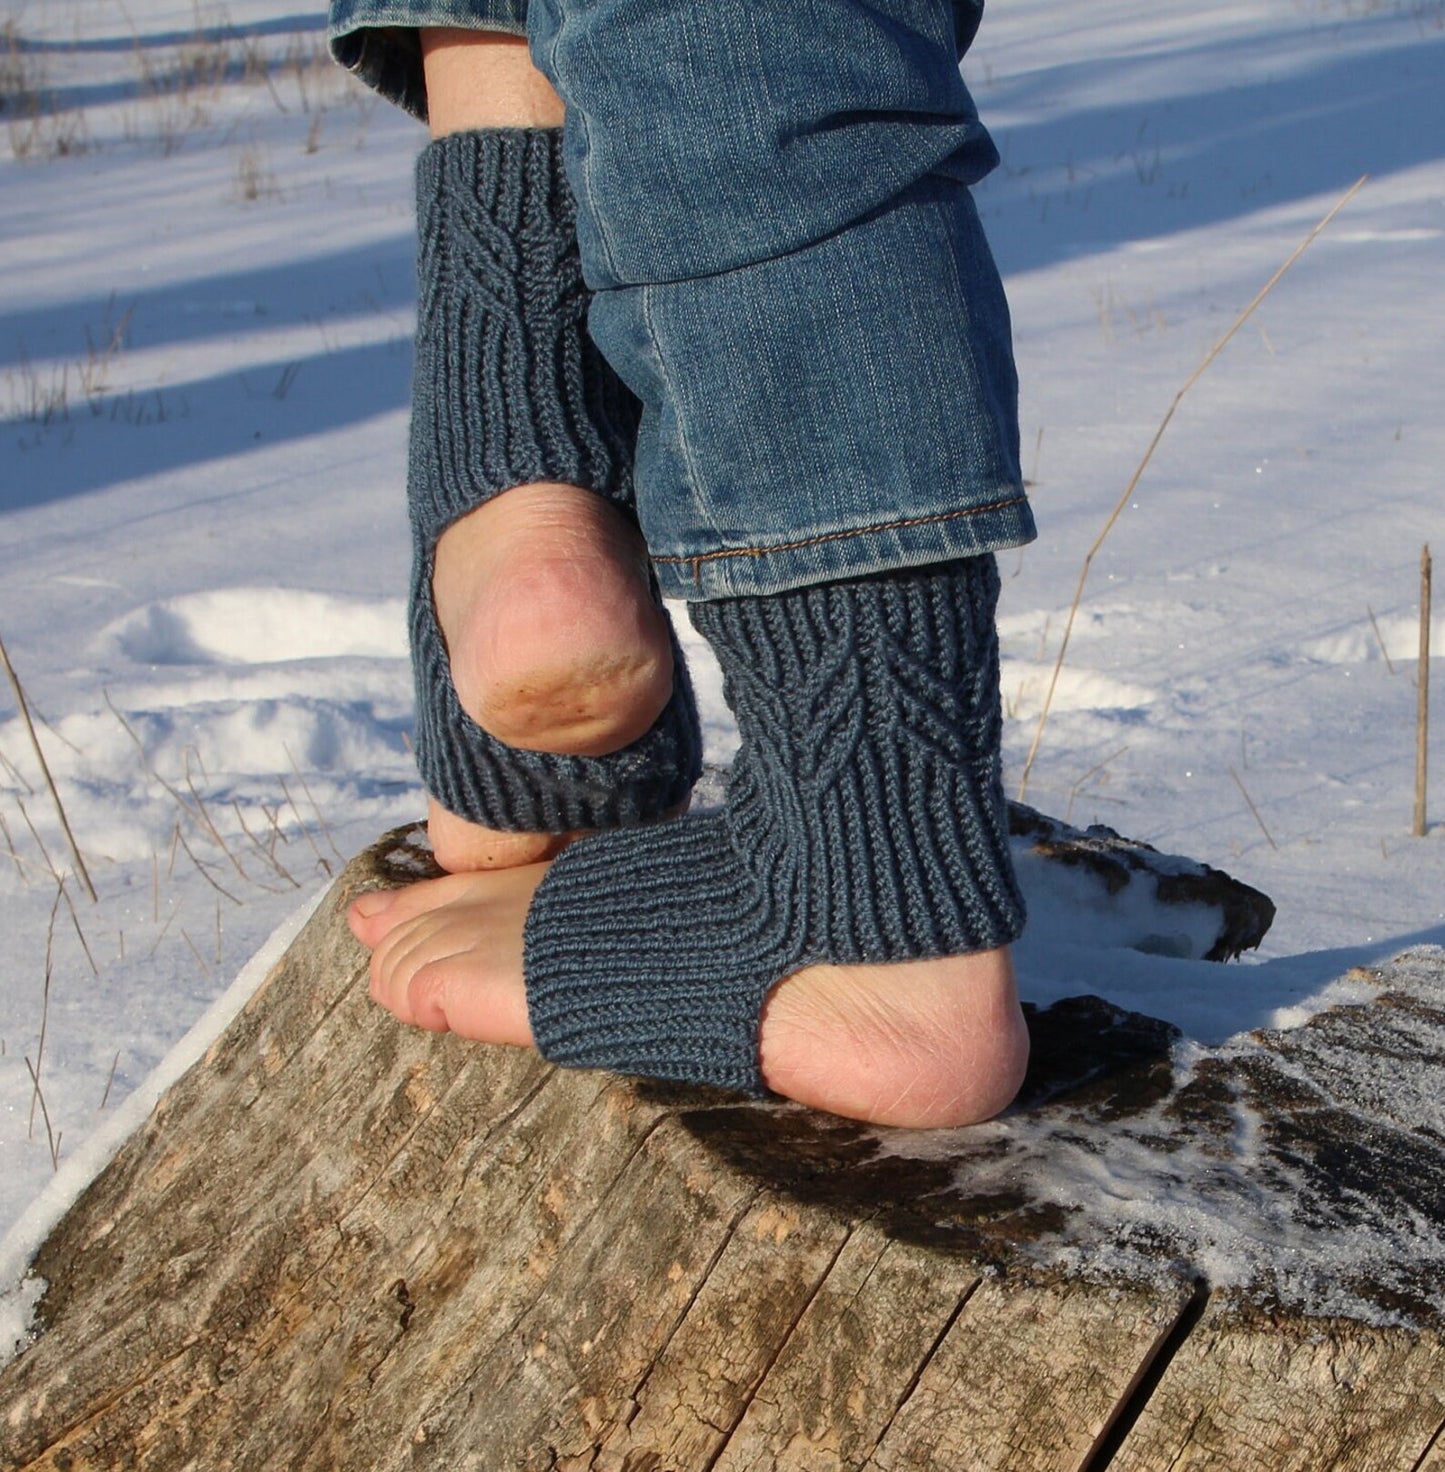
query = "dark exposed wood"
(0, 827, 1440, 1472)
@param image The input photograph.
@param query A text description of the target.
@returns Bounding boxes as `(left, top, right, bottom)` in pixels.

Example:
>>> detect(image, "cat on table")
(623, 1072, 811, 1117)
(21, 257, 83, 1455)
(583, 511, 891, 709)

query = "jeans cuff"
(652, 497, 1038, 602)
(327, 0, 529, 122)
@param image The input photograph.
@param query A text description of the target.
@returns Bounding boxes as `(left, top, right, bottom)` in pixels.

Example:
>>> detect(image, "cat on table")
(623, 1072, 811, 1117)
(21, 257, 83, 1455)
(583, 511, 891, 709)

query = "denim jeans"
(328, 0, 1036, 599)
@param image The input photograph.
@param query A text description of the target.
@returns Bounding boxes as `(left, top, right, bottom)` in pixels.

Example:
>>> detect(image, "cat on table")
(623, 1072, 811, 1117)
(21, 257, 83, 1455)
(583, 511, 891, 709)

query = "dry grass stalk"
(1065, 744, 1129, 824)
(1230, 766, 1279, 851)
(180, 927, 214, 978)
(1, 632, 97, 899)
(174, 822, 242, 906)
(0, 804, 27, 880)
(29, 886, 62, 1139)
(280, 776, 333, 877)
(259, 801, 290, 852)
(284, 743, 343, 861)
(183, 755, 248, 879)
(24, 1057, 61, 1171)
(109, 692, 206, 827)
(1367, 604, 1398, 674)
(1015, 175, 1369, 800)
(232, 798, 300, 887)
(100, 1050, 121, 1111)
(146, 906, 179, 960)
(109, 695, 258, 887)
(58, 876, 99, 978)
(16, 795, 61, 883)
(1416, 544, 1432, 837)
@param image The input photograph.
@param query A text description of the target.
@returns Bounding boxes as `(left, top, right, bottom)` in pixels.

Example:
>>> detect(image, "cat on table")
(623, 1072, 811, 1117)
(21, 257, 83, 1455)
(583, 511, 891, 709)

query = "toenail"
(352, 890, 395, 919)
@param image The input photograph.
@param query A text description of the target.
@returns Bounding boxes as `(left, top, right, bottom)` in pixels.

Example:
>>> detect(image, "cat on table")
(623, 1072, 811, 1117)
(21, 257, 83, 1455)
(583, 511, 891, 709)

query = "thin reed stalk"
(1230, 766, 1279, 851)
(0, 633, 97, 899)
(1416, 545, 1432, 837)
(24, 1057, 61, 1170)
(1016, 176, 1368, 800)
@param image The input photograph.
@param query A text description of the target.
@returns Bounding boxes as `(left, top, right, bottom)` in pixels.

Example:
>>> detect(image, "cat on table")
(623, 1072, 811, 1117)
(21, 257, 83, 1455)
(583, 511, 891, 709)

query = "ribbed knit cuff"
(411, 586, 702, 833)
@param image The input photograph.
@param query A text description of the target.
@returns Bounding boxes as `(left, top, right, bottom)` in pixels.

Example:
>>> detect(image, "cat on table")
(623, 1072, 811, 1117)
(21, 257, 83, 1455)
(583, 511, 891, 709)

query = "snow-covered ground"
(1, 0, 1441, 1300)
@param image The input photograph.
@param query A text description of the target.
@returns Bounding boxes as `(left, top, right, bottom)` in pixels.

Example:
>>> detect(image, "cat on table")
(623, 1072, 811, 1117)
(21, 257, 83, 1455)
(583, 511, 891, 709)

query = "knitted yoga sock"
(410, 127, 700, 832)
(524, 555, 1026, 1093)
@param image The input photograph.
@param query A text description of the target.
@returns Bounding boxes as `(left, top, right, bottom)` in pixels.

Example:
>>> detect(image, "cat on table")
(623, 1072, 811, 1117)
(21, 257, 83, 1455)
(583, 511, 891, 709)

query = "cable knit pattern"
(524, 556, 1026, 1092)
(411, 128, 638, 515)
(408, 128, 700, 831)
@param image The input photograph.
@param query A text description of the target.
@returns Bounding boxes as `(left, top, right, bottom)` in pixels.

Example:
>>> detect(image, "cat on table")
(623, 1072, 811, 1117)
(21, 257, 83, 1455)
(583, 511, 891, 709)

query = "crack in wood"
(622, 1182, 765, 1419)
(700, 1224, 856, 1472)
(1409, 1416, 1445, 1472)
(343, 1053, 554, 1229)
(19, 1335, 203, 1468)
(858, 1273, 982, 1465)
(406, 1093, 686, 1439)
(1075, 1279, 1212, 1472)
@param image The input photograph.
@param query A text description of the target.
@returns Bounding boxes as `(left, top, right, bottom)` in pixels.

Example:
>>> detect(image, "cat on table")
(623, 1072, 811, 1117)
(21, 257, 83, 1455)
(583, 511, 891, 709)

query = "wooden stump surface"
(1, 829, 1442, 1472)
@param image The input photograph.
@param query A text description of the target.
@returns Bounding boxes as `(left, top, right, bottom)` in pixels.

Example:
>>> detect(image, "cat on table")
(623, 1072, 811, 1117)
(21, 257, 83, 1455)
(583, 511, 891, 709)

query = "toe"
(348, 889, 397, 947)
(407, 954, 534, 1046)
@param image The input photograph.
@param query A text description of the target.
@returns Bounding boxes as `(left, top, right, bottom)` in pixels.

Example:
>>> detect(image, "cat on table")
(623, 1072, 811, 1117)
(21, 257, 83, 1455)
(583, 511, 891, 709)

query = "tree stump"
(2, 828, 1443, 1472)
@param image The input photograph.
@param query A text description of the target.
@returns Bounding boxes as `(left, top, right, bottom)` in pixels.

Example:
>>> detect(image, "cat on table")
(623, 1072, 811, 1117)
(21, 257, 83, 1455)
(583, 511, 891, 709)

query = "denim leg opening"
(586, 177, 1036, 602)
(327, 0, 530, 122)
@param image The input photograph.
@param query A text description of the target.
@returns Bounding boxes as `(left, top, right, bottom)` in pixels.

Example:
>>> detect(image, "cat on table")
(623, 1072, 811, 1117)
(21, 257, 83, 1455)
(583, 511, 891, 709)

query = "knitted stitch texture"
(524, 556, 1026, 1093)
(409, 128, 701, 830)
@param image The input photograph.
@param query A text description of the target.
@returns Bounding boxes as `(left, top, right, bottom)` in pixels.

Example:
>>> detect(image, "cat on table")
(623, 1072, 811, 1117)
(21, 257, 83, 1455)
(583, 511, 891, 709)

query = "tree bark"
(0, 827, 1440, 1472)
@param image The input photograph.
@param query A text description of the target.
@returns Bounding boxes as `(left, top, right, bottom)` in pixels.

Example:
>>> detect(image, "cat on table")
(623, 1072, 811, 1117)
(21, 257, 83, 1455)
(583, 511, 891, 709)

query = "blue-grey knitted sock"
(409, 127, 701, 832)
(524, 556, 1026, 1093)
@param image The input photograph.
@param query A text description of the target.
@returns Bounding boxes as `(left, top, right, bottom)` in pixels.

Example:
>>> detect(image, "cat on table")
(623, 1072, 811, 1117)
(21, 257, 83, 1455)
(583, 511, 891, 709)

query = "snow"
(1, 0, 1442, 1339)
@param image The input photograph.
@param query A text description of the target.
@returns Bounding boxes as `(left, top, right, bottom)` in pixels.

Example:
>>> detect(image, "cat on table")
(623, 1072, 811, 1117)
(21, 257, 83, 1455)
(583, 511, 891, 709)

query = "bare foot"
(425, 799, 579, 875)
(432, 482, 674, 758)
(350, 867, 542, 1047)
(424, 482, 675, 874)
(348, 871, 1028, 1129)
(758, 952, 1028, 1128)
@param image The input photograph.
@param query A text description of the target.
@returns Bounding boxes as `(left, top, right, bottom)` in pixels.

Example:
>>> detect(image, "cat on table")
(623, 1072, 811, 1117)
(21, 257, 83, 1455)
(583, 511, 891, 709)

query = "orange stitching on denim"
(654, 496, 1029, 571)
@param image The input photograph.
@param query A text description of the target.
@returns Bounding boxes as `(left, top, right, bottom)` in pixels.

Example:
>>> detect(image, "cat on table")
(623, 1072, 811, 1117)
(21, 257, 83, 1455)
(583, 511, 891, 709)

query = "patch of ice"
(876, 956, 1445, 1328)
